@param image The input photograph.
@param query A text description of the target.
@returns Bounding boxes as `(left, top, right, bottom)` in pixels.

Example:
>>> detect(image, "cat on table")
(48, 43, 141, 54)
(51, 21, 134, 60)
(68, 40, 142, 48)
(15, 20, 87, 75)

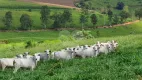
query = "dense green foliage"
(90, 14, 98, 28)
(20, 14, 33, 30)
(75, 0, 142, 11)
(135, 8, 142, 20)
(40, 6, 51, 29)
(2, 11, 13, 29)
(62, 10, 72, 28)
(116, 2, 125, 10)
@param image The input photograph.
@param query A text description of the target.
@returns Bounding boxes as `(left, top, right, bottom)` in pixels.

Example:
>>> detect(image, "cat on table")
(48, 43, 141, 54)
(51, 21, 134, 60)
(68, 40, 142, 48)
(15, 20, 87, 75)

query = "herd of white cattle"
(0, 40, 118, 73)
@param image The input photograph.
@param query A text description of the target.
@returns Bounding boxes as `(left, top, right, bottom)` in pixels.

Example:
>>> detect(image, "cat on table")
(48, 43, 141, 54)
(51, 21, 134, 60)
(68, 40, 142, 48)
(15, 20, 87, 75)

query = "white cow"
(38, 50, 51, 61)
(15, 54, 23, 58)
(111, 40, 118, 49)
(54, 48, 73, 60)
(98, 42, 112, 54)
(0, 58, 15, 71)
(13, 56, 38, 73)
(23, 52, 32, 58)
(34, 53, 40, 62)
(81, 45, 99, 58)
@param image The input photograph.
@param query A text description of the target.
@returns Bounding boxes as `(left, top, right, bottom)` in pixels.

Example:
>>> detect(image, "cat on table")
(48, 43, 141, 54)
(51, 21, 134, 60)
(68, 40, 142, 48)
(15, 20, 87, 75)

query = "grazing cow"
(13, 56, 38, 73)
(53, 48, 73, 60)
(38, 50, 51, 61)
(0, 58, 15, 71)
(98, 42, 112, 54)
(23, 52, 32, 58)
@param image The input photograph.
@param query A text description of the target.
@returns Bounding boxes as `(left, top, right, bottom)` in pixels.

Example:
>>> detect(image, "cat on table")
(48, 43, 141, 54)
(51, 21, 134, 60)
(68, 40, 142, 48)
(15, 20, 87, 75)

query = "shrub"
(25, 40, 37, 48)
(73, 30, 94, 39)
(59, 35, 75, 41)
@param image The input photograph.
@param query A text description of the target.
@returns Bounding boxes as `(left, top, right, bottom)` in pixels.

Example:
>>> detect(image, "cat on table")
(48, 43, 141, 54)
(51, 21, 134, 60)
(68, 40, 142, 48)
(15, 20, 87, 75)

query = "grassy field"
(0, 22, 141, 80)
(0, 21, 141, 43)
(0, 0, 39, 8)
(0, 0, 137, 30)
(0, 32, 142, 79)
(0, 9, 109, 29)
(0, 0, 142, 80)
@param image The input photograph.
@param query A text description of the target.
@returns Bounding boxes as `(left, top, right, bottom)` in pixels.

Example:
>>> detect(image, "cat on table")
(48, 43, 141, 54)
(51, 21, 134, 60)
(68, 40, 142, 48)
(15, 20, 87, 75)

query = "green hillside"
(0, 10, 109, 29)
(0, 21, 141, 42)
(0, 0, 39, 8)
(0, 0, 142, 80)
(0, 26, 142, 79)
(76, 0, 142, 9)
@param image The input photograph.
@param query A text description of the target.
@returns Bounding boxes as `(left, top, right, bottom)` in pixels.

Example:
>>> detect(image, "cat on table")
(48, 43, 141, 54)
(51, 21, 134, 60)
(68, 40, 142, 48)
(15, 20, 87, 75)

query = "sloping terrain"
(18, 0, 78, 8)
(33, 0, 75, 7)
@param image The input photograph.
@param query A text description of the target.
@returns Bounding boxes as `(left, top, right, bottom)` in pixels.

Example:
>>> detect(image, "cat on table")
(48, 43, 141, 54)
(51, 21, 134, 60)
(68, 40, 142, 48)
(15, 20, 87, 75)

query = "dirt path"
(18, 0, 79, 9)
(100, 20, 140, 28)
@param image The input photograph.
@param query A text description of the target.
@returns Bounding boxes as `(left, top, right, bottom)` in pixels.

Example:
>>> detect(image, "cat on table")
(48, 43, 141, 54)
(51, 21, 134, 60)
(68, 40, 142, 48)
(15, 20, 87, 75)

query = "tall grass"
(0, 34, 142, 80)
(0, 22, 142, 79)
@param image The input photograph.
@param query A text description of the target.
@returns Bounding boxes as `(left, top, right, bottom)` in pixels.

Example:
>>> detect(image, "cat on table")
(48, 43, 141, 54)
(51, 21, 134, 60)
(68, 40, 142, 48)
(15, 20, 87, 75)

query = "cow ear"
(113, 40, 117, 43)
(100, 44, 103, 46)
(73, 48, 75, 50)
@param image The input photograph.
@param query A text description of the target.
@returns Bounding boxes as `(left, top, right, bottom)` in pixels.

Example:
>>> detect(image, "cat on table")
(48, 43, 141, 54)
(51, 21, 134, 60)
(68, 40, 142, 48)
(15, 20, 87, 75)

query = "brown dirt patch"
(18, 0, 80, 9)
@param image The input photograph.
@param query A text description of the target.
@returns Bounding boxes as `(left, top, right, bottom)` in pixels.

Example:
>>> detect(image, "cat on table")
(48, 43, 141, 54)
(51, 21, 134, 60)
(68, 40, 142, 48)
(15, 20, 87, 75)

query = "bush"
(116, 2, 125, 10)
(59, 35, 75, 41)
(28, 8, 32, 12)
(25, 40, 37, 48)
(73, 30, 94, 39)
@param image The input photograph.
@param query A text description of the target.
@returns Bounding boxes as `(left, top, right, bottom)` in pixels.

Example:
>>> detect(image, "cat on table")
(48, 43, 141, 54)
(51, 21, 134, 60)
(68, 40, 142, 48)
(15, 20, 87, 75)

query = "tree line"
(2, 5, 142, 30)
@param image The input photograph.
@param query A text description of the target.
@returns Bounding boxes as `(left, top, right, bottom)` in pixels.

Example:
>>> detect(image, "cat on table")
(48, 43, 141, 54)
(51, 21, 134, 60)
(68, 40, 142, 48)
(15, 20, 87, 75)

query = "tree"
(28, 8, 32, 12)
(51, 13, 63, 29)
(90, 14, 97, 28)
(88, 2, 92, 10)
(107, 4, 111, 10)
(2, 11, 12, 29)
(119, 11, 130, 22)
(81, 7, 89, 15)
(112, 14, 120, 24)
(135, 8, 142, 20)
(40, 6, 50, 29)
(62, 10, 72, 28)
(80, 14, 88, 29)
(79, 0, 86, 8)
(116, 2, 125, 10)
(20, 14, 32, 30)
(107, 9, 113, 25)
(123, 5, 129, 13)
